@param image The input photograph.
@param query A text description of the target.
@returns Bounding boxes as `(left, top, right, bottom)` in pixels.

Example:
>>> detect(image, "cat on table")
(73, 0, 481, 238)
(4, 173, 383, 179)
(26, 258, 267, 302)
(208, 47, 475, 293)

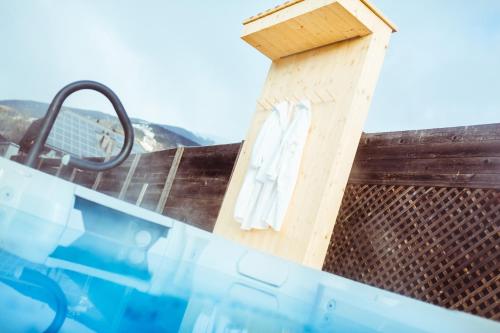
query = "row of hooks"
(255, 88, 337, 110)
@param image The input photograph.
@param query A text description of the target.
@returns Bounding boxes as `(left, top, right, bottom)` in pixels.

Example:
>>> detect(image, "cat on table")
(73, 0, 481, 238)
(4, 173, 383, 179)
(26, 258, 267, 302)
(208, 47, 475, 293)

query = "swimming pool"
(0, 156, 498, 333)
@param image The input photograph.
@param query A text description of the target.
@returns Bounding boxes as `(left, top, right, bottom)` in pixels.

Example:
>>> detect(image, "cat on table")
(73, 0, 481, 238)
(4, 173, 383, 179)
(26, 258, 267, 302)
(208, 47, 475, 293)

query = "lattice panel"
(323, 183, 500, 320)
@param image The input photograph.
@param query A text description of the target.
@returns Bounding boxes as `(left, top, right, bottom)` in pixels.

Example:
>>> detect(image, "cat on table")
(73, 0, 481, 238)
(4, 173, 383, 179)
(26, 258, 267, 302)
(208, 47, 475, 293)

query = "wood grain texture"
(242, 0, 396, 60)
(164, 144, 240, 231)
(350, 124, 500, 189)
(34, 143, 241, 232)
(243, 0, 397, 32)
(215, 0, 394, 268)
(156, 146, 184, 213)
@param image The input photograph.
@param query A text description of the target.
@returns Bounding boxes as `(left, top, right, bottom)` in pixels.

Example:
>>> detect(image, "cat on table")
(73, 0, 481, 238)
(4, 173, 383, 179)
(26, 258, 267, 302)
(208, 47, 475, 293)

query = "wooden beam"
(136, 183, 149, 206)
(68, 168, 77, 183)
(155, 146, 184, 213)
(243, 0, 304, 25)
(359, 0, 398, 31)
(92, 144, 114, 190)
(55, 159, 64, 178)
(118, 154, 141, 200)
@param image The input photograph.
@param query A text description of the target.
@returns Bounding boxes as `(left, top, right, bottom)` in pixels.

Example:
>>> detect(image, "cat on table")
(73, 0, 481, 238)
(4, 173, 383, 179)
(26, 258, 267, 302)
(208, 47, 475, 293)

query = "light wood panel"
(243, 0, 397, 32)
(242, 0, 368, 60)
(214, 0, 394, 268)
(242, 0, 396, 60)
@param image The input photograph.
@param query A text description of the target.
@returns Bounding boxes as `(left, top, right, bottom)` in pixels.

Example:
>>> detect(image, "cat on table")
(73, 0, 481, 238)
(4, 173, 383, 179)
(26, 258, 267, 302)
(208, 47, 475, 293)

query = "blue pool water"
(0, 157, 498, 333)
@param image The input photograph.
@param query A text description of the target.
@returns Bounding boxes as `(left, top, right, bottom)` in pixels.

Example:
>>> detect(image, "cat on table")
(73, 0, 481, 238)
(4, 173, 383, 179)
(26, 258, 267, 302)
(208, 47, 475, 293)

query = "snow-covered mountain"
(0, 100, 221, 151)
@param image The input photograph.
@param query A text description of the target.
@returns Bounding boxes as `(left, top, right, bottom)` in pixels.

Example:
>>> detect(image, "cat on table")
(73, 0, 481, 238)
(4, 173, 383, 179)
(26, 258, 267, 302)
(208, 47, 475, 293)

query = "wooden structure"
(350, 124, 500, 188)
(214, 0, 397, 268)
(26, 123, 500, 320)
(323, 123, 500, 321)
(34, 144, 240, 232)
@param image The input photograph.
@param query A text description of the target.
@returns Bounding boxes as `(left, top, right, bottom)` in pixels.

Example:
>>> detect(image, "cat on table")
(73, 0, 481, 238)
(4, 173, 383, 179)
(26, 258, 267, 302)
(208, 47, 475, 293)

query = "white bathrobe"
(234, 101, 290, 230)
(234, 100, 311, 231)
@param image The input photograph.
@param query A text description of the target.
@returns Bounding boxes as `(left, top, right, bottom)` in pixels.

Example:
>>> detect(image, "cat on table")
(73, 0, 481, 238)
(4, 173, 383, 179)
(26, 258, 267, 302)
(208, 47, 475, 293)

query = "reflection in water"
(0, 249, 322, 332)
(0, 198, 327, 332)
(0, 156, 497, 333)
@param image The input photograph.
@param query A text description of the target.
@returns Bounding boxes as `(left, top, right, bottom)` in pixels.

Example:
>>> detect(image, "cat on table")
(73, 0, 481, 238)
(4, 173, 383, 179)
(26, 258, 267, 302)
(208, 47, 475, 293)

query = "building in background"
(19, 110, 144, 158)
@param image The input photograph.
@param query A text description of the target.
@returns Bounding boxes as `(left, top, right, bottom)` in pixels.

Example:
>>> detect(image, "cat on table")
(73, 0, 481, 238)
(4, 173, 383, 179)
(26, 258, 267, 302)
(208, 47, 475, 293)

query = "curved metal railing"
(25, 80, 134, 171)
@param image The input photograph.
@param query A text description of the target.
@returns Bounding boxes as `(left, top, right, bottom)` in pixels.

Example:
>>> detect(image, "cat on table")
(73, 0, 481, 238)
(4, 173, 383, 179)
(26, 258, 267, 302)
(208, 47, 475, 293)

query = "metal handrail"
(25, 81, 134, 171)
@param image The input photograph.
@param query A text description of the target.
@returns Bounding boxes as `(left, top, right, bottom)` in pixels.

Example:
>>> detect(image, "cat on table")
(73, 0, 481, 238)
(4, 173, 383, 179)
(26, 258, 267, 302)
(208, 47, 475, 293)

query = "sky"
(1, 1, 499, 142)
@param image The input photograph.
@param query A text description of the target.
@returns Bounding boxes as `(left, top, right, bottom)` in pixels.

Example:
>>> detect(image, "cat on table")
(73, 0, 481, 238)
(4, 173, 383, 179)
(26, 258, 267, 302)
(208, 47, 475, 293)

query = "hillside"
(0, 104, 35, 143)
(0, 100, 216, 150)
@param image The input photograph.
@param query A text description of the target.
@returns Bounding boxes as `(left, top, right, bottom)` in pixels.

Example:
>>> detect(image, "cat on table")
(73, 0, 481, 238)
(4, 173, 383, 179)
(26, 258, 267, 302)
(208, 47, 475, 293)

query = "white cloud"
(2, 0, 499, 142)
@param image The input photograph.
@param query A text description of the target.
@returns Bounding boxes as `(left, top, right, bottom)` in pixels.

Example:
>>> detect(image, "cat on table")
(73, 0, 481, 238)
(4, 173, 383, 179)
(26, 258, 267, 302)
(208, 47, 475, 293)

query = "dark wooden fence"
(322, 124, 500, 320)
(36, 143, 240, 231)
(349, 123, 500, 188)
(27, 123, 499, 320)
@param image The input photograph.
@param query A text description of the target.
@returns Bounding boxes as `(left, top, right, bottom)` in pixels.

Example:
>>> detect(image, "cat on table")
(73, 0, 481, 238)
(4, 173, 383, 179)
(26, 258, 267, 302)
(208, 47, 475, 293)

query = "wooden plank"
(118, 154, 141, 200)
(55, 159, 64, 177)
(131, 171, 172, 185)
(359, 123, 500, 147)
(243, 0, 304, 24)
(242, 0, 397, 33)
(355, 141, 500, 161)
(160, 144, 239, 230)
(227, 141, 244, 187)
(348, 123, 500, 188)
(57, 165, 74, 180)
(91, 173, 102, 190)
(136, 183, 149, 206)
(181, 143, 241, 154)
(167, 179, 231, 198)
(353, 157, 500, 175)
(139, 183, 171, 195)
(92, 147, 115, 190)
(241, 0, 374, 60)
(174, 157, 236, 174)
(155, 147, 185, 213)
(348, 172, 500, 189)
(140, 192, 160, 211)
(37, 158, 62, 168)
(72, 170, 97, 187)
(68, 169, 78, 183)
(164, 198, 224, 232)
(359, 0, 397, 31)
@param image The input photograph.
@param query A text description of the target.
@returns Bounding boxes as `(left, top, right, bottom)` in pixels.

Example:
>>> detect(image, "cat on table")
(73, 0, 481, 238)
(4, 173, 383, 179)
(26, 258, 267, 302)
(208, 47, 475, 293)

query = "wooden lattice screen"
(323, 124, 500, 320)
(323, 183, 499, 320)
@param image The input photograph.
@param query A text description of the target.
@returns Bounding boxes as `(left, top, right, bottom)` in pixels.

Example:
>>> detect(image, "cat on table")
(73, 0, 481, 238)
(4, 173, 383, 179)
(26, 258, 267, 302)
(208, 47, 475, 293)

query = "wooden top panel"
(359, 0, 398, 32)
(243, 0, 305, 25)
(244, 0, 397, 32)
(241, 0, 396, 60)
